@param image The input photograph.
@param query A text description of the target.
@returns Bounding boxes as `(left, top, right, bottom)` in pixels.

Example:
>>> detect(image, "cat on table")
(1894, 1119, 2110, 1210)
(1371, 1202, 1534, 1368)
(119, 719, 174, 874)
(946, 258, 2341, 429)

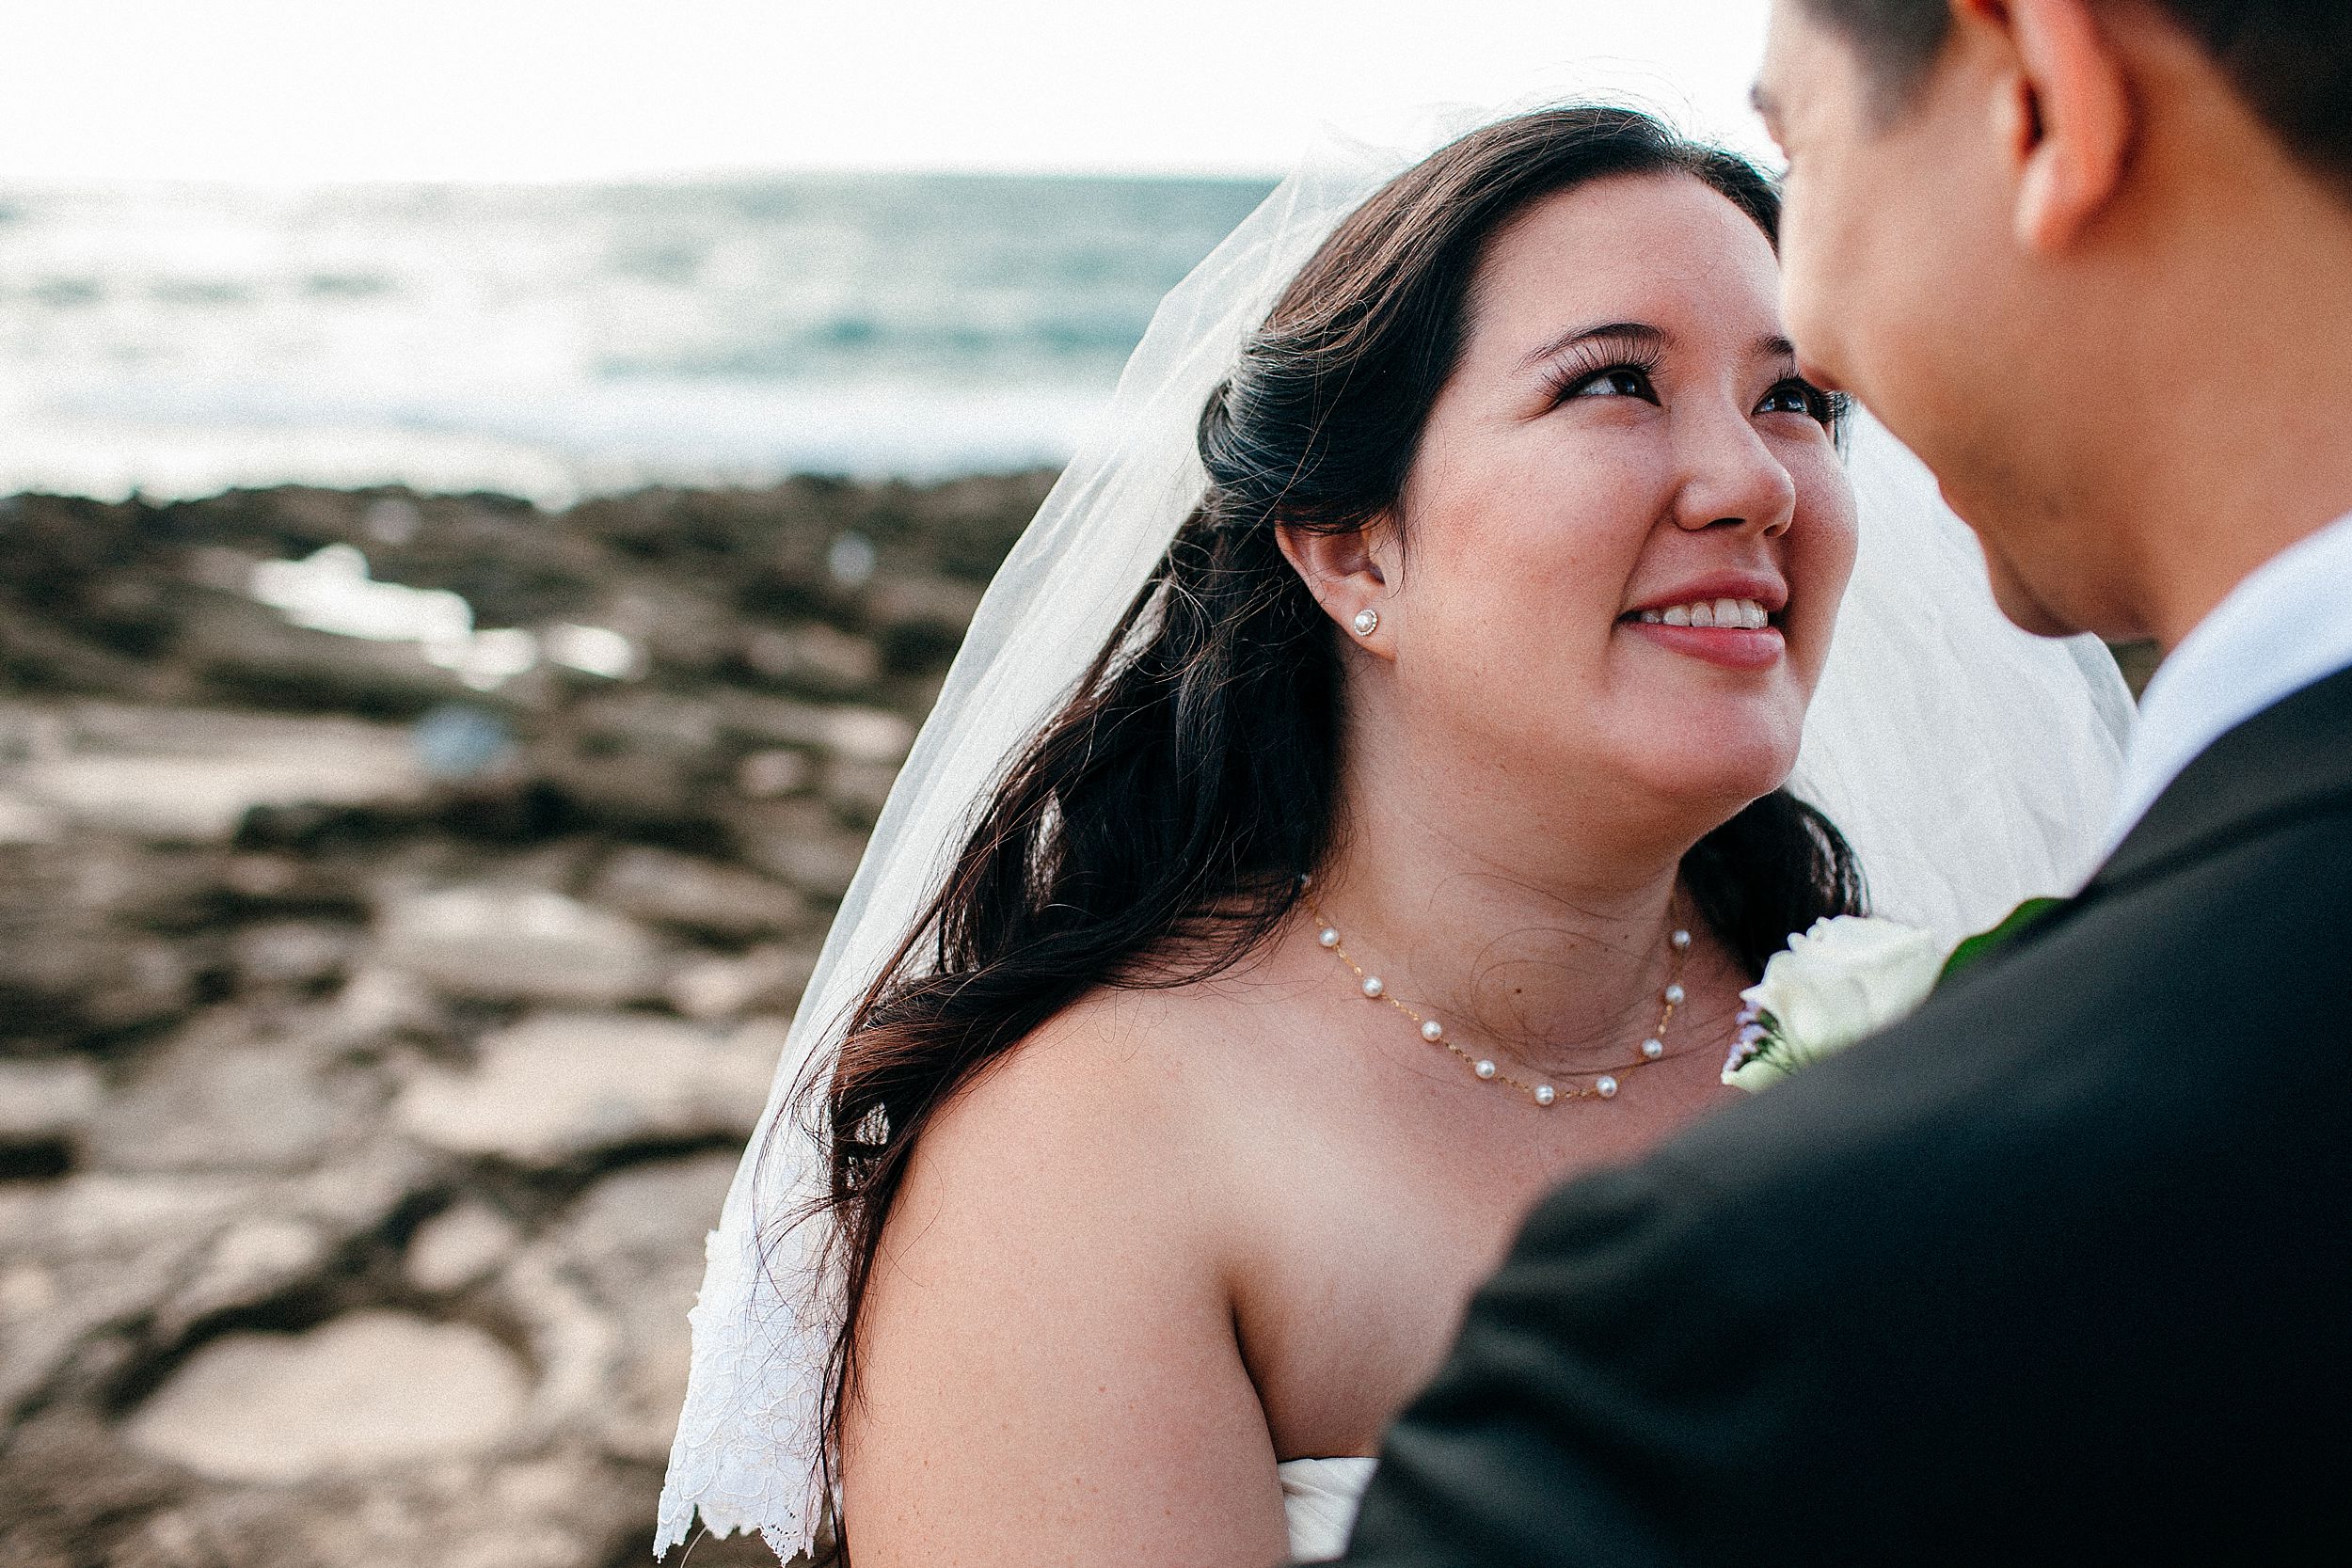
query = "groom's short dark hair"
(1804, 0, 2352, 188)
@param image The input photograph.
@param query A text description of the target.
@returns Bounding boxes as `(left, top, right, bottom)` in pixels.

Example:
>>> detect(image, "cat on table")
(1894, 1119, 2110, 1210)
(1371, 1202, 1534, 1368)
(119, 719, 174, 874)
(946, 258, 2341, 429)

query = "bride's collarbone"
(1059, 960, 1743, 1178)
(981, 965, 1741, 1281)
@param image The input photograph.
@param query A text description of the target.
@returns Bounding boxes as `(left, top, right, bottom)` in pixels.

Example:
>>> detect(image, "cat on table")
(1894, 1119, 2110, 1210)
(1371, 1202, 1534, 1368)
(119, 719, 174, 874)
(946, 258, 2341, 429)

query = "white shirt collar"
(2104, 507, 2352, 854)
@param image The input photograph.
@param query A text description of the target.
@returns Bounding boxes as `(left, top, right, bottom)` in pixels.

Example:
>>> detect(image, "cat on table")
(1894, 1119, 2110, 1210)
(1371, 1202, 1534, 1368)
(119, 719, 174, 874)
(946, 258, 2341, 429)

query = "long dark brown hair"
(784, 104, 1863, 1550)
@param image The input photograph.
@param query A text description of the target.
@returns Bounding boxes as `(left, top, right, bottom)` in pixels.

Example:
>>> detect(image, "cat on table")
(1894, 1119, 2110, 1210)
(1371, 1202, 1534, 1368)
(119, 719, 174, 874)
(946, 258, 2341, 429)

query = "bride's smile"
(1622, 587, 1788, 670)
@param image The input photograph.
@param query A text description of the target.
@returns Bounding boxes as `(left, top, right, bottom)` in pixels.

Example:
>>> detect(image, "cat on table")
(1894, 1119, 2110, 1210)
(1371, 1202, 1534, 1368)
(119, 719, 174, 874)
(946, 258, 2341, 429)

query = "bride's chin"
(1625, 726, 1803, 816)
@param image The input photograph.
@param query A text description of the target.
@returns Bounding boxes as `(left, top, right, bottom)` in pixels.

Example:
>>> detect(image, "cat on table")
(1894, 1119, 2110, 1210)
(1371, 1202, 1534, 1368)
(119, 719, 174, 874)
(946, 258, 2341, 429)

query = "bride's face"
(1380, 172, 1856, 820)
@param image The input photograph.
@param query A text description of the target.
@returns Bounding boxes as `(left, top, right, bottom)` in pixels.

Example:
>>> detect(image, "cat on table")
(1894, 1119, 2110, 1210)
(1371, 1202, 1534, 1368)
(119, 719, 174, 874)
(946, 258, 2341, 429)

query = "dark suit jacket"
(1338, 665, 2352, 1565)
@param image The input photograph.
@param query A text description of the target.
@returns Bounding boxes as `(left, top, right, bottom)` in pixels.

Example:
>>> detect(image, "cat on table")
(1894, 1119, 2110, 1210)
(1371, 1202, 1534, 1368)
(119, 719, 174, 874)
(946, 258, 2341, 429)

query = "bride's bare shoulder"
(846, 978, 1289, 1560)
(892, 979, 1260, 1236)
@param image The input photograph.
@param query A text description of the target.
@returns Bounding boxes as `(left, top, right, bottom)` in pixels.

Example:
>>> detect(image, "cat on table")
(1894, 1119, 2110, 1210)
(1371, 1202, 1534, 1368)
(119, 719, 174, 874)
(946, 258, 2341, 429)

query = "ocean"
(0, 174, 1276, 505)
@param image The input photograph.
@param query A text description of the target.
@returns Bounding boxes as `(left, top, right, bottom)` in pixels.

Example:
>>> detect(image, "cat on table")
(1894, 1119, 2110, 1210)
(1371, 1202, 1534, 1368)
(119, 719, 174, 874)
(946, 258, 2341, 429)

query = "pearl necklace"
(1300, 879, 1692, 1108)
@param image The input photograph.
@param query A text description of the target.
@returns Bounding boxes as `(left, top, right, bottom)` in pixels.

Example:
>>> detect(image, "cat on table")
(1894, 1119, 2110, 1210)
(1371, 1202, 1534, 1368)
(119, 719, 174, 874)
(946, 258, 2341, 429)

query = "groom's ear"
(1963, 0, 2133, 253)
(1276, 516, 1397, 657)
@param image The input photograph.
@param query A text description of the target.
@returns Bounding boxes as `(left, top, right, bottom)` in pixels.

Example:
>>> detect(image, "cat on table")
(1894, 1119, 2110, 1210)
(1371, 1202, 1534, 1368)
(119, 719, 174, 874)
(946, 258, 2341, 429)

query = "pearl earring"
(1351, 608, 1379, 636)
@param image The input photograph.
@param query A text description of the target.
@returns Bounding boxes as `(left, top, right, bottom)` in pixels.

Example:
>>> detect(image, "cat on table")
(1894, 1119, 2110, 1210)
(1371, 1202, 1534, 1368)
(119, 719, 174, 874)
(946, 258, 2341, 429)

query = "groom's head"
(1756, 0, 2352, 644)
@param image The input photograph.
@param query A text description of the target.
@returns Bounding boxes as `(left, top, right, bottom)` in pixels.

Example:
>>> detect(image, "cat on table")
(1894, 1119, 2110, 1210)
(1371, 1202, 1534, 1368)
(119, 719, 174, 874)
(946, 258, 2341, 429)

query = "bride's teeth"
(1641, 596, 1773, 630)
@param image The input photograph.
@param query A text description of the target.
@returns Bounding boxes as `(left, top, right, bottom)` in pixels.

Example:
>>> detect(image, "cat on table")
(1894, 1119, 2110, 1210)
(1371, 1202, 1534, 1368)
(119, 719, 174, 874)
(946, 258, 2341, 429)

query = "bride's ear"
(1276, 516, 1398, 659)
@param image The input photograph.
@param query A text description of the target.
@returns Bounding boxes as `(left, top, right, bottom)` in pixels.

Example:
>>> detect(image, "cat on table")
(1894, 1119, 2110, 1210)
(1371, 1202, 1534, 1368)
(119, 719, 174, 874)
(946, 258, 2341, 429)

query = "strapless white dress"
(1279, 1457, 1378, 1561)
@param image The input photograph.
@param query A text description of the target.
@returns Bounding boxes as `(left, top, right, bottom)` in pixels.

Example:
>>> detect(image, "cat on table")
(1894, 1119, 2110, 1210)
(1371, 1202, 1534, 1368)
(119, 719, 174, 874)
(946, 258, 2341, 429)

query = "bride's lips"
(1618, 571, 1789, 672)
(1623, 620, 1786, 670)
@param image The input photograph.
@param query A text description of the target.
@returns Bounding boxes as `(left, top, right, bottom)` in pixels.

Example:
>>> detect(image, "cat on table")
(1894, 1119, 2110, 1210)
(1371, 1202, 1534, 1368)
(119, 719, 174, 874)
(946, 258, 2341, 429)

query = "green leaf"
(1938, 896, 2066, 985)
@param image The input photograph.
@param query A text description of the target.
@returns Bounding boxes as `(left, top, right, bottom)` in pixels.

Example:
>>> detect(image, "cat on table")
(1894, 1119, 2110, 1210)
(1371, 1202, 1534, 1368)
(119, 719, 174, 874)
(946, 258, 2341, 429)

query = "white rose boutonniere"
(1721, 915, 1949, 1091)
(1723, 899, 2066, 1092)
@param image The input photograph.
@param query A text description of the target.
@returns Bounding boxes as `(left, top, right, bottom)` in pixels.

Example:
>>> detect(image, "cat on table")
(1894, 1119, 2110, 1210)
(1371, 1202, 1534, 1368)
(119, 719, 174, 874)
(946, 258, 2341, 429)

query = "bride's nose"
(1667, 404, 1798, 536)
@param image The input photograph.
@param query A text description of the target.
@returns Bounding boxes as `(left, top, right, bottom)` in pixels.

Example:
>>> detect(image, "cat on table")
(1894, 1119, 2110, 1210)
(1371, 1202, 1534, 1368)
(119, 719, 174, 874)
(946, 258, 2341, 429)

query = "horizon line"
(0, 161, 1297, 191)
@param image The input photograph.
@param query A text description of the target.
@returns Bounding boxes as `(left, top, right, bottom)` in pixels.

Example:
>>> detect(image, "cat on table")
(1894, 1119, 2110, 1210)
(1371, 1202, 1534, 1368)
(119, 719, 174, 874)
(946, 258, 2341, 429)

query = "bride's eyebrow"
(1517, 321, 1672, 374)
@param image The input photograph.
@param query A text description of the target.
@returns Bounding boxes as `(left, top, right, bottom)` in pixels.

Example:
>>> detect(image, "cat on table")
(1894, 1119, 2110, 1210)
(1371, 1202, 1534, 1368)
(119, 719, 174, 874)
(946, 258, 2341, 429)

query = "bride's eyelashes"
(1757, 376, 1843, 428)
(1542, 350, 1843, 432)
(1542, 344, 1666, 408)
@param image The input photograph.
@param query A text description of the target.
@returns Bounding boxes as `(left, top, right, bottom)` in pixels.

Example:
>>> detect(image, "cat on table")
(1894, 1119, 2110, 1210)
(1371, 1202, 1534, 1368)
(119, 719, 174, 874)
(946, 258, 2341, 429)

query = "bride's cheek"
(1820, 507, 1862, 610)
(1794, 473, 1860, 586)
(1792, 524, 1859, 679)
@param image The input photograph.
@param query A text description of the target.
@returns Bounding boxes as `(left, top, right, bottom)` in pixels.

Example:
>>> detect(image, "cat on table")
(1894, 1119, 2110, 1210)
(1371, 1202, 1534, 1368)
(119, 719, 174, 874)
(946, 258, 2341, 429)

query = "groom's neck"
(2121, 184, 2352, 650)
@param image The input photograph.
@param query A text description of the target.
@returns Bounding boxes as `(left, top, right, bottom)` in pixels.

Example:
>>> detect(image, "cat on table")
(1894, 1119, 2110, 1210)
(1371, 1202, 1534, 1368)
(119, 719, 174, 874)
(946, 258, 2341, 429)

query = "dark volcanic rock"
(81, 1010, 386, 1175)
(588, 846, 808, 942)
(393, 1012, 780, 1165)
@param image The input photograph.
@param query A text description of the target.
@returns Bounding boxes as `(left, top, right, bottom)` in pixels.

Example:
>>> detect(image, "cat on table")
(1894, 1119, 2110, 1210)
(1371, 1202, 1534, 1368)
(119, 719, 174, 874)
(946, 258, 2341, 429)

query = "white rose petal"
(1722, 1049, 1796, 1093)
(1736, 916, 1949, 1076)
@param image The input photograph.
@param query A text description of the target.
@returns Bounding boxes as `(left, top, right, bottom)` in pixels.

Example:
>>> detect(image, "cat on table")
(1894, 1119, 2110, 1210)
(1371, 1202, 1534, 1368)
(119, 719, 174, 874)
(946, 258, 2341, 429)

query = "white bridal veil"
(654, 110, 2134, 1561)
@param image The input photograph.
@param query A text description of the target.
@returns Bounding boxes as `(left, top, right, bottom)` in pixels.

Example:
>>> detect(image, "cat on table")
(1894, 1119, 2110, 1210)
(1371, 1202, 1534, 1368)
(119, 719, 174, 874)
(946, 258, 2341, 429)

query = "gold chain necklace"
(1299, 877, 1692, 1108)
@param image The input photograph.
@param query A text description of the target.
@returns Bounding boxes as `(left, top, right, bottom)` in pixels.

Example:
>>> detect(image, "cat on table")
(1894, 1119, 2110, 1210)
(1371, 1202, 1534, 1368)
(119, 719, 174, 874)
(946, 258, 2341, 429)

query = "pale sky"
(0, 1, 1777, 182)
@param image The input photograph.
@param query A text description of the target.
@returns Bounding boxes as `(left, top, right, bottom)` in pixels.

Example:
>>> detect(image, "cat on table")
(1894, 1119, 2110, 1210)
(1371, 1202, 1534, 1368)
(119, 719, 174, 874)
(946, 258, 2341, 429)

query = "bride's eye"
(1757, 377, 1836, 426)
(1550, 359, 1661, 407)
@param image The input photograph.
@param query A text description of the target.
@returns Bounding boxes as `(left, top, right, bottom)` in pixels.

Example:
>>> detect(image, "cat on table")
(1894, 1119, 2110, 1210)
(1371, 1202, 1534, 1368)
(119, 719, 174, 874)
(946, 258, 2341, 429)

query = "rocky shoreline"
(0, 473, 1052, 1568)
